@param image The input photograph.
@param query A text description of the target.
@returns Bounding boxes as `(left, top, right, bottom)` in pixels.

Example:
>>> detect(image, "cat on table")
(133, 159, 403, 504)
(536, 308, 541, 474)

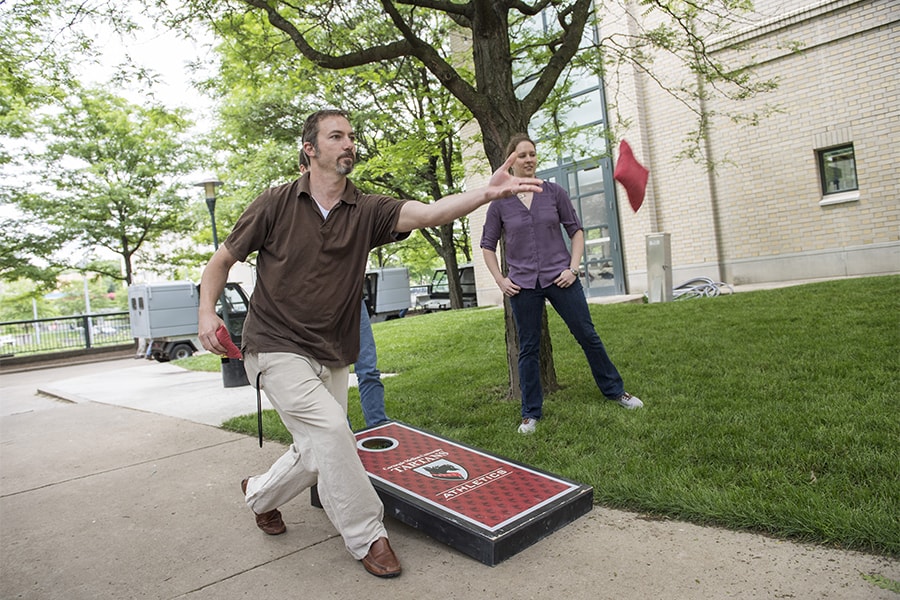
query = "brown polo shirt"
(223, 174, 407, 367)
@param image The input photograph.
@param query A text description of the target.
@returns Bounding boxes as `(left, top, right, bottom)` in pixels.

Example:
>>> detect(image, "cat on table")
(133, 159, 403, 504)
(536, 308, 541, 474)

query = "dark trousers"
(509, 280, 624, 420)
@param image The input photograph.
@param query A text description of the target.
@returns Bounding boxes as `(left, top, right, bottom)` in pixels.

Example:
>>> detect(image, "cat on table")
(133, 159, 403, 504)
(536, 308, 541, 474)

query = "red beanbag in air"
(613, 139, 649, 213)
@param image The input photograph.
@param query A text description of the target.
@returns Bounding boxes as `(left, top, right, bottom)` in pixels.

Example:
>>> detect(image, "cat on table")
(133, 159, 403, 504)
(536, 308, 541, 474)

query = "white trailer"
(363, 267, 411, 323)
(128, 281, 249, 361)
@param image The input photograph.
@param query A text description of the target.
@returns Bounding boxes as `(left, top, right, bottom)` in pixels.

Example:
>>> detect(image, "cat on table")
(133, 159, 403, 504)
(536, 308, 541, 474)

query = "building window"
(818, 144, 858, 195)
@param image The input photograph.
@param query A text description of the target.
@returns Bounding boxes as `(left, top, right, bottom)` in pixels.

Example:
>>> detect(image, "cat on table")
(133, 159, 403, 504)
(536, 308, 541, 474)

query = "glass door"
(540, 158, 625, 297)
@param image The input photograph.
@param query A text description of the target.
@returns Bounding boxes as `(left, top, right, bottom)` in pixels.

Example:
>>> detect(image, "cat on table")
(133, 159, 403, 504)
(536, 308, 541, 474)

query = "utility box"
(128, 282, 200, 339)
(363, 267, 411, 323)
(646, 233, 673, 303)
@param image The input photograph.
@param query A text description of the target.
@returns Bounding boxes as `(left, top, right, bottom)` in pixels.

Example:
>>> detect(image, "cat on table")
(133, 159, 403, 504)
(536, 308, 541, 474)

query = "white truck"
(127, 281, 250, 362)
(363, 267, 412, 323)
(419, 263, 478, 312)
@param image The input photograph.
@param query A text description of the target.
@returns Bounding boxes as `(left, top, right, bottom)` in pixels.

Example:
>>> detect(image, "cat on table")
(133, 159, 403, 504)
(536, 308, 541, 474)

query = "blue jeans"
(355, 300, 387, 427)
(509, 279, 624, 420)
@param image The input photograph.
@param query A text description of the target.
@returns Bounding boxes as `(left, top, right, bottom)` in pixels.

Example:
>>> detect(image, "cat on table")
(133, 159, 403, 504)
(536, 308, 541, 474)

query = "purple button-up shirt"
(480, 180, 583, 289)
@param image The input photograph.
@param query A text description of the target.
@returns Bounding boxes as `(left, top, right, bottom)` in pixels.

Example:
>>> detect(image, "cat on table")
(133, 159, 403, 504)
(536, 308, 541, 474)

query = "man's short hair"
(301, 109, 351, 151)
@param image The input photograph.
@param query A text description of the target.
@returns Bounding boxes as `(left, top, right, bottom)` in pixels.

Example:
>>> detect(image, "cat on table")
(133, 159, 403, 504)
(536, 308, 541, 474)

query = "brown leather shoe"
(360, 536, 401, 578)
(240, 477, 286, 535)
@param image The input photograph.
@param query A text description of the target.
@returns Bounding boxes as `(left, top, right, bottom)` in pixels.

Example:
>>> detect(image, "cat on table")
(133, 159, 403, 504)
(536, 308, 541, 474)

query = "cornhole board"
(331, 421, 593, 566)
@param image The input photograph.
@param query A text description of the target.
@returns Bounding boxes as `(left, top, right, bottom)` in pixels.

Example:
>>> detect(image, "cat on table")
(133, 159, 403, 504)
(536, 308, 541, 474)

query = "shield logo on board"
(414, 459, 469, 481)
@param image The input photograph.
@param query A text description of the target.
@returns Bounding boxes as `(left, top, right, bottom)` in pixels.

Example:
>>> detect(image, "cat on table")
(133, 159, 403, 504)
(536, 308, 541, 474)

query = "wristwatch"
(569, 268, 578, 277)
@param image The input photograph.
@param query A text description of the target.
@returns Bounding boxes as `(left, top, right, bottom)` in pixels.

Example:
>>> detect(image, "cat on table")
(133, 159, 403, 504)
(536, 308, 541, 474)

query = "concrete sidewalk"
(37, 360, 274, 427)
(1, 358, 897, 600)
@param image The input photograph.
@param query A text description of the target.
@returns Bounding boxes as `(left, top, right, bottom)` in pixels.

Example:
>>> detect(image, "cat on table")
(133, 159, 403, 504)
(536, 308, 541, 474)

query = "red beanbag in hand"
(215, 325, 243, 359)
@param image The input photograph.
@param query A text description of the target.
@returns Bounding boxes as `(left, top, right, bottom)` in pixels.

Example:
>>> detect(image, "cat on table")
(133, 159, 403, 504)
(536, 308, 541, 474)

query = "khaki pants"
(242, 352, 386, 559)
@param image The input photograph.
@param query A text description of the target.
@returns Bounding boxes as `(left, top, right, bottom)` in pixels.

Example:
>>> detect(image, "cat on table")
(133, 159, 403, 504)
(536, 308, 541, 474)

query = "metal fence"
(0, 312, 133, 358)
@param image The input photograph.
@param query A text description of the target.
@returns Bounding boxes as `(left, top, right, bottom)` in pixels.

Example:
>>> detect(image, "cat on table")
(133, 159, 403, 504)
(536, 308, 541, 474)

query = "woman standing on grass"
(480, 134, 643, 435)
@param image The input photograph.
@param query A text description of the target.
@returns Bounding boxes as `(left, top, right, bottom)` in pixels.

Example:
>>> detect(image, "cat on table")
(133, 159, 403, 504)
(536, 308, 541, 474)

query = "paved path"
(1, 358, 897, 599)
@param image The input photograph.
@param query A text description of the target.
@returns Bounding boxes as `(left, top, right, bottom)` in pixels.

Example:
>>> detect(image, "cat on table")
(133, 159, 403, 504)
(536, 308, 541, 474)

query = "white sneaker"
(615, 392, 644, 409)
(517, 418, 537, 434)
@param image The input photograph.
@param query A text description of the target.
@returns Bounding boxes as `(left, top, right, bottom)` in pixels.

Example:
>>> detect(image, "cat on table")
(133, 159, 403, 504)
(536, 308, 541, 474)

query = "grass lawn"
(181, 275, 899, 557)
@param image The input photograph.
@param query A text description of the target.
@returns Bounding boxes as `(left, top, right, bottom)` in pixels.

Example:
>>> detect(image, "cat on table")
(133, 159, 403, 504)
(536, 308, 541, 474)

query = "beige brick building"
(468, 0, 898, 306)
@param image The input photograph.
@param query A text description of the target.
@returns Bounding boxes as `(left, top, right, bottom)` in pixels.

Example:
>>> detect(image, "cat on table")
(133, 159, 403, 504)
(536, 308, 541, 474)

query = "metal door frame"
(538, 158, 625, 296)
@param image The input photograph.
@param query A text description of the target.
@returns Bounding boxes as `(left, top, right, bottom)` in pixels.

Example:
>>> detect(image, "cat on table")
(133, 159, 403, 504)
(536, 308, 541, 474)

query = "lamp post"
(195, 175, 223, 249)
(194, 174, 247, 388)
(194, 173, 227, 333)
(78, 257, 94, 348)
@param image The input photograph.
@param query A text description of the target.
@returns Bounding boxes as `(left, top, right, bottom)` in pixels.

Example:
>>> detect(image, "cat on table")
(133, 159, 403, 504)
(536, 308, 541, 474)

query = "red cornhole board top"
(355, 421, 585, 532)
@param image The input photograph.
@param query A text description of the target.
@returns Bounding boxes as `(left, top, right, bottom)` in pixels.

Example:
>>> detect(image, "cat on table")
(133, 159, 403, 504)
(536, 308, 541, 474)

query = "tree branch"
(396, 0, 472, 17)
(241, 0, 413, 68)
(380, 0, 484, 111)
(508, 0, 553, 16)
(520, 0, 592, 118)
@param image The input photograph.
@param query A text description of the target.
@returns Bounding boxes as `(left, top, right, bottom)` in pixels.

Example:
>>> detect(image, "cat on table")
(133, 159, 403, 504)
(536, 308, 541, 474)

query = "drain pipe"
(697, 77, 728, 284)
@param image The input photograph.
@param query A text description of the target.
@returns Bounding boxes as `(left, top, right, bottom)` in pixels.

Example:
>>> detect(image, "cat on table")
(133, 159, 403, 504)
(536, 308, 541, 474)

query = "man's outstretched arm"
(395, 153, 542, 232)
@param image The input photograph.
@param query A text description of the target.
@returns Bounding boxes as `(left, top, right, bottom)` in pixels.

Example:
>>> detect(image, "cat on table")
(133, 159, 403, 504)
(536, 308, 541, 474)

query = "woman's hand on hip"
(554, 269, 578, 288)
(497, 277, 521, 297)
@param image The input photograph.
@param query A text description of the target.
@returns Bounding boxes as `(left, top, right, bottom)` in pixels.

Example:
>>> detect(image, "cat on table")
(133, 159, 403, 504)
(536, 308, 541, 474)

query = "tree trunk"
(499, 238, 558, 401)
